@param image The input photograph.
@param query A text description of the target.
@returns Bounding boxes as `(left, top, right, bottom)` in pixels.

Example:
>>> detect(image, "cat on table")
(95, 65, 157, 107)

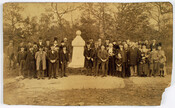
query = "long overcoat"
(35, 51, 47, 71)
(128, 48, 139, 66)
(26, 51, 36, 71)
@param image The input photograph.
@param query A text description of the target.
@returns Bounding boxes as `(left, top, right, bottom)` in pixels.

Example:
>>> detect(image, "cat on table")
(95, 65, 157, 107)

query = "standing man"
(60, 46, 69, 77)
(54, 44, 60, 77)
(17, 47, 27, 77)
(123, 43, 130, 77)
(35, 46, 47, 80)
(91, 41, 99, 76)
(107, 43, 115, 76)
(7, 40, 15, 70)
(26, 47, 35, 79)
(47, 44, 58, 79)
(97, 45, 109, 77)
(128, 43, 139, 76)
(45, 39, 50, 77)
(84, 42, 93, 76)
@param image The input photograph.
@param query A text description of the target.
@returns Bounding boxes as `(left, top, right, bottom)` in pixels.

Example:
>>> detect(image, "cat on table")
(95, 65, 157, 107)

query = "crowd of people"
(84, 39, 166, 78)
(6, 36, 167, 79)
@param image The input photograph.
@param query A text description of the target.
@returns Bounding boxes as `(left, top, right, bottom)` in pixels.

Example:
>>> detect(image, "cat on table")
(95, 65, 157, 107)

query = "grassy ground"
(3, 54, 172, 106)
(3, 68, 171, 106)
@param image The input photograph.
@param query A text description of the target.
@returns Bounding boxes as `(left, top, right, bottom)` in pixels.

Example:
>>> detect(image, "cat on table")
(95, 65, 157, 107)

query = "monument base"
(68, 63, 84, 68)
(68, 56, 85, 68)
(68, 47, 85, 68)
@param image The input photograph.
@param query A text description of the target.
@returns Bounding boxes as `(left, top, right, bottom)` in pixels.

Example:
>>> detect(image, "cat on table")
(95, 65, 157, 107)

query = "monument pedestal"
(68, 30, 85, 68)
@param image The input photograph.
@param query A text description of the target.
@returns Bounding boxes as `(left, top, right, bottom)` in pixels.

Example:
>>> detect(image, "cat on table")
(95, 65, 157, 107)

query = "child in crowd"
(157, 43, 166, 77)
(159, 51, 166, 77)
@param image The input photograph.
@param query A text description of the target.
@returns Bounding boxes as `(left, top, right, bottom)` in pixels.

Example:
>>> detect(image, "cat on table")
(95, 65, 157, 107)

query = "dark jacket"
(17, 51, 27, 64)
(84, 48, 93, 68)
(47, 50, 58, 63)
(60, 50, 69, 63)
(128, 47, 139, 66)
(91, 47, 99, 60)
(26, 51, 35, 70)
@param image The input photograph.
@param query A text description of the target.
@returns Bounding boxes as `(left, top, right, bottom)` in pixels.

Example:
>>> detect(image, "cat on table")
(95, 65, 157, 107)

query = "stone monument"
(68, 30, 85, 68)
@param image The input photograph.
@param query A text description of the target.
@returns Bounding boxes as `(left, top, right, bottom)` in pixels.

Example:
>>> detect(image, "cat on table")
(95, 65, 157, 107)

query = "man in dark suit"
(84, 42, 93, 76)
(45, 39, 50, 77)
(60, 46, 69, 77)
(47, 44, 58, 79)
(107, 43, 116, 76)
(26, 47, 35, 79)
(128, 42, 139, 76)
(91, 41, 99, 76)
(123, 43, 130, 77)
(17, 47, 27, 77)
(7, 40, 15, 70)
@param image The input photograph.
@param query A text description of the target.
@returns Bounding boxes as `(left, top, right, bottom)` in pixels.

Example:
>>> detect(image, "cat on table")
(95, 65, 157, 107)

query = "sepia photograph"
(3, 2, 173, 106)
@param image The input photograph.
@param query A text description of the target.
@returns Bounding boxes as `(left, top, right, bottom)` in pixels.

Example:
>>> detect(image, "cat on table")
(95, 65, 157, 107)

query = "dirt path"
(3, 75, 171, 106)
